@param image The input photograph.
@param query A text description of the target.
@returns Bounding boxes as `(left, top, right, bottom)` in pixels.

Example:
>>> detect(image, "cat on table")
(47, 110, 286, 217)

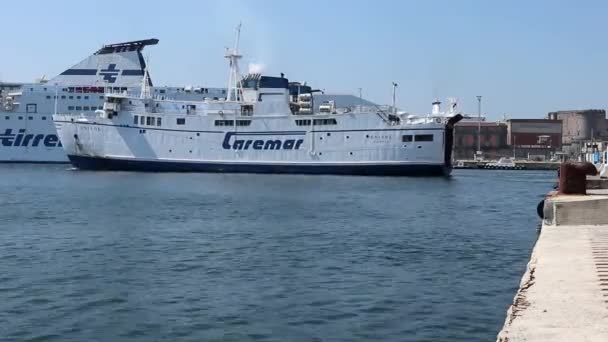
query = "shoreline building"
(506, 119, 562, 160)
(548, 109, 608, 157)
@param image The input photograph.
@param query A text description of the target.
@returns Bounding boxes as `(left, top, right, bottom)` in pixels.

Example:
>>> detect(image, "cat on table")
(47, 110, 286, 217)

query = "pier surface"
(497, 186, 608, 341)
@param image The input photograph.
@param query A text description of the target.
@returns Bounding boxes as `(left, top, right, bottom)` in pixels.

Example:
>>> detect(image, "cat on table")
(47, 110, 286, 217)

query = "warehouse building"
(506, 119, 562, 160)
(453, 121, 509, 159)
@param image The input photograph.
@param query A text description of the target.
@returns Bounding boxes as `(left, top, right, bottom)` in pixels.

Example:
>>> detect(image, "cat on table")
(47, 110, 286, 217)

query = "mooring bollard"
(558, 161, 597, 195)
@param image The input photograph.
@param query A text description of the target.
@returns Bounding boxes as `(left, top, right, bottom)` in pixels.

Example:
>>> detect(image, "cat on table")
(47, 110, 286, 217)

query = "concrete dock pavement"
(497, 184, 608, 341)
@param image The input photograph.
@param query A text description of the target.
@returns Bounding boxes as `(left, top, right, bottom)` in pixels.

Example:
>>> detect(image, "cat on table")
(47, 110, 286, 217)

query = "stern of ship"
(443, 114, 463, 175)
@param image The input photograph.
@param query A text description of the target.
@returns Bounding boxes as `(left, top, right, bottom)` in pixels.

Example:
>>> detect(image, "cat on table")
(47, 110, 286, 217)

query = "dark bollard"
(558, 162, 597, 195)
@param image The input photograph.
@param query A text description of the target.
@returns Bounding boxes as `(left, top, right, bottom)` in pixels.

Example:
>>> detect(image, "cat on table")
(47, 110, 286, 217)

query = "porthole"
(327, 133, 331, 137)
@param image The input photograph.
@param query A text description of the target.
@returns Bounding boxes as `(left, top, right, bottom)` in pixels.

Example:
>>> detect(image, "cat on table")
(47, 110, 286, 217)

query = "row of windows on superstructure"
(214, 120, 252, 127)
(36, 86, 228, 95)
(46, 95, 104, 100)
(33, 87, 124, 94)
(402, 134, 434, 142)
(295, 119, 338, 126)
(134, 115, 162, 127)
(68, 106, 103, 111)
(23, 103, 102, 114)
(5, 115, 48, 121)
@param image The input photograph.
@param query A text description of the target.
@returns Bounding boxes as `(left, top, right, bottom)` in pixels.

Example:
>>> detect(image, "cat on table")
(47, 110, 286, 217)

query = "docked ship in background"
(53, 27, 462, 176)
(0, 39, 226, 163)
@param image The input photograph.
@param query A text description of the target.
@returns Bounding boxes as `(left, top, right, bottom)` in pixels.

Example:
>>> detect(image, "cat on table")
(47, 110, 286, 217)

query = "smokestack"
(432, 100, 441, 115)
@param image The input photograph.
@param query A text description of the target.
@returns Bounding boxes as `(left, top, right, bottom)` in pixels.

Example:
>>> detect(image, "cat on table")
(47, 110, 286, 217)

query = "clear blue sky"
(2, 0, 607, 118)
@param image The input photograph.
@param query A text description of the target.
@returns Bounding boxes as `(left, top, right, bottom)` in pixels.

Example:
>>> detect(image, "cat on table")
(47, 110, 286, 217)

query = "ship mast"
(225, 23, 243, 102)
(391, 82, 398, 115)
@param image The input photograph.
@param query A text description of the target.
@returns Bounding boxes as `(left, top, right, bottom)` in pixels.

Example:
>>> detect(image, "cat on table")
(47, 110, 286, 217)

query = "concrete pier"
(497, 183, 608, 341)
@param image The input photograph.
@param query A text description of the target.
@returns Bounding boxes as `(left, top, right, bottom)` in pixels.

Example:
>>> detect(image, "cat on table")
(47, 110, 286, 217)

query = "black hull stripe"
(67, 155, 452, 177)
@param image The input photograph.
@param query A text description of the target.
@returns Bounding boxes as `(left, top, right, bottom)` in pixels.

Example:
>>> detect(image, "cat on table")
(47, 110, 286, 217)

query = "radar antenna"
(447, 97, 459, 115)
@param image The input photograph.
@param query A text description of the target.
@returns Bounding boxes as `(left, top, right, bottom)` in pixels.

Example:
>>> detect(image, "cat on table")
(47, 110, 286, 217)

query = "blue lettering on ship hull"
(222, 132, 304, 151)
(0, 129, 62, 147)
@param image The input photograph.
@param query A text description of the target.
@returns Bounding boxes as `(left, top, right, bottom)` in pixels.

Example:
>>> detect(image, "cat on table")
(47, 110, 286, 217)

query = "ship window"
(18, 116, 23, 120)
(84, 106, 90, 111)
(177, 118, 186, 125)
(237, 120, 251, 126)
(69, 96, 74, 99)
(414, 134, 434, 142)
(75, 106, 82, 110)
(84, 96, 89, 100)
(42, 116, 47, 120)
(146, 117, 153, 125)
(157, 118, 162, 126)
(77, 96, 81, 100)
(402, 135, 413, 142)
(313, 118, 337, 125)
(241, 105, 254, 116)
(295, 119, 311, 126)
(133, 115, 138, 125)
(5, 116, 9, 120)
(46, 96, 51, 99)
(26, 104, 37, 113)
(61, 96, 66, 99)
(140, 116, 145, 125)
(99, 96, 104, 100)
(68, 106, 75, 110)
(159, 89, 166, 94)
(215, 120, 234, 126)
(28, 116, 33, 120)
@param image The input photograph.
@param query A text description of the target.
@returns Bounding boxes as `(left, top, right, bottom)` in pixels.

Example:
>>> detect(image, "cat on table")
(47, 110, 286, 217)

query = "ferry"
(53, 27, 462, 176)
(0, 39, 226, 163)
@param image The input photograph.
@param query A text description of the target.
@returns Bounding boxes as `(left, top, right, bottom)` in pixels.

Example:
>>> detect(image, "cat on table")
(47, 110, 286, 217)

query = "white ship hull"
(53, 111, 461, 176)
(0, 118, 67, 162)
